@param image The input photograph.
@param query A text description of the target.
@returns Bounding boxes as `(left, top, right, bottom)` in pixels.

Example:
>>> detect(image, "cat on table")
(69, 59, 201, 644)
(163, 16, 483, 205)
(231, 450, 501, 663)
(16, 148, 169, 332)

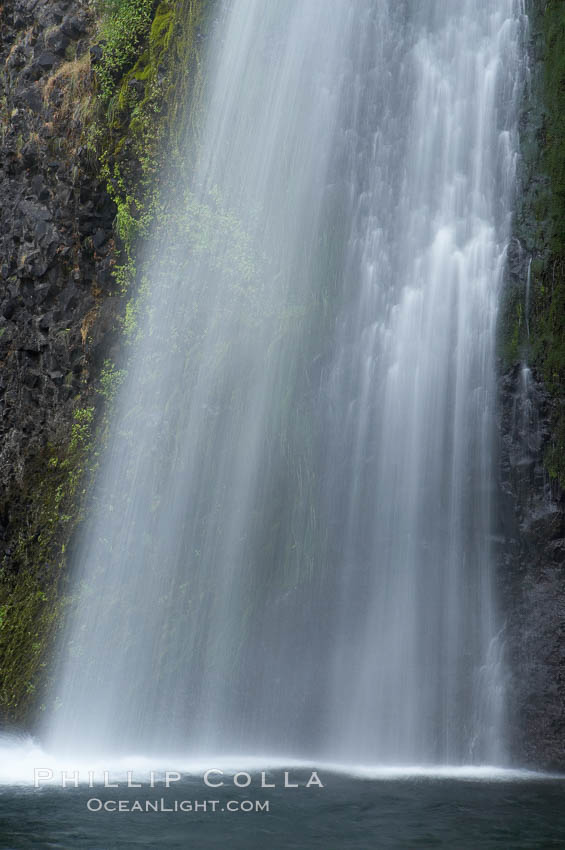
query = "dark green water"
(1, 775, 565, 849)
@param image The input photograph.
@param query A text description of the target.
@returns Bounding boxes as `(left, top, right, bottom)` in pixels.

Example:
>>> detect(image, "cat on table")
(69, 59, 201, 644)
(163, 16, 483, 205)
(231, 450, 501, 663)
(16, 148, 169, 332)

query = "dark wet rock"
(2, 300, 18, 321)
(92, 228, 107, 250)
(497, 360, 565, 769)
(127, 78, 145, 98)
(89, 44, 103, 65)
(45, 28, 70, 57)
(30, 175, 48, 200)
(0, 0, 119, 565)
(19, 200, 52, 222)
(62, 14, 89, 40)
(20, 142, 38, 168)
(20, 87, 43, 111)
(547, 538, 565, 562)
(35, 51, 58, 70)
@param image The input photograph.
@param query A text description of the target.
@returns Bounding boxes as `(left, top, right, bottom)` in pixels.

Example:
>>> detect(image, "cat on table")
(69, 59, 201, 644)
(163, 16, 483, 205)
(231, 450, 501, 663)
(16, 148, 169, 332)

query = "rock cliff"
(498, 0, 565, 768)
(0, 0, 207, 724)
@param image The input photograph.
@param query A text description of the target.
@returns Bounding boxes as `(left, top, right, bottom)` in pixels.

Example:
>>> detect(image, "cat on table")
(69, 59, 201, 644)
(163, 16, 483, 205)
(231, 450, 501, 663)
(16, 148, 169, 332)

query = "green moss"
(528, 2, 565, 485)
(97, 0, 210, 295)
(0, 408, 97, 723)
(0, 568, 64, 720)
(97, 0, 155, 103)
(500, 1, 565, 486)
(498, 285, 526, 367)
(98, 360, 128, 404)
(541, 3, 565, 256)
(544, 408, 565, 483)
(531, 1, 565, 383)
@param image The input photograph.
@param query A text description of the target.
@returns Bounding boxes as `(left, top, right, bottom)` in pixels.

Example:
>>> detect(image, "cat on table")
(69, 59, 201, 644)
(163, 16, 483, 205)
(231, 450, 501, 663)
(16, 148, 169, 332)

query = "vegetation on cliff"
(0, 0, 211, 724)
(500, 0, 565, 485)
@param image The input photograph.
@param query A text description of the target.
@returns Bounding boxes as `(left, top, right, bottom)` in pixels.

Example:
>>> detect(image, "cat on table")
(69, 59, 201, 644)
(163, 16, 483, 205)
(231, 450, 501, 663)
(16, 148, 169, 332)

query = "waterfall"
(47, 0, 526, 765)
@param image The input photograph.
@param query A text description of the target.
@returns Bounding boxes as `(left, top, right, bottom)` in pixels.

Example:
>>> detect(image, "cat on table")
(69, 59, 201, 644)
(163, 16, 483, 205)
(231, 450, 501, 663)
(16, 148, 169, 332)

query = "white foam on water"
(0, 736, 557, 787)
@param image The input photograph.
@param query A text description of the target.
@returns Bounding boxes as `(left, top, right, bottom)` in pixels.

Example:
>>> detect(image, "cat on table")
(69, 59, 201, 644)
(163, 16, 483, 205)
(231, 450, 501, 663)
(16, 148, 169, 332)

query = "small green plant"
(68, 407, 95, 454)
(97, 0, 155, 103)
(98, 360, 127, 403)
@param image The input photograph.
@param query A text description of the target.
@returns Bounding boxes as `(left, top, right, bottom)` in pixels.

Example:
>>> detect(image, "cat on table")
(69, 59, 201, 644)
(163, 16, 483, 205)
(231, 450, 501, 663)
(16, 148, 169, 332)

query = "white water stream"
(43, 0, 526, 767)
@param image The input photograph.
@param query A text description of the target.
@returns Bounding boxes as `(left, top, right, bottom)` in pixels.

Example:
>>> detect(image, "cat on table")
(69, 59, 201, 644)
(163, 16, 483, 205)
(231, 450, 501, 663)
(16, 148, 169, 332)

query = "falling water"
(525, 256, 532, 339)
(47, 0, 526, 765)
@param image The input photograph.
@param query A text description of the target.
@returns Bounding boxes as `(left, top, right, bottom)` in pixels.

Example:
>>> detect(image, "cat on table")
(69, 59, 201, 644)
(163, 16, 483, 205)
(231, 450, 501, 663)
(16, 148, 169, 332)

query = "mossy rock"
(500, 0, 565, 488)
(0, 407, 96, 725)
(0, 0, 213, 725)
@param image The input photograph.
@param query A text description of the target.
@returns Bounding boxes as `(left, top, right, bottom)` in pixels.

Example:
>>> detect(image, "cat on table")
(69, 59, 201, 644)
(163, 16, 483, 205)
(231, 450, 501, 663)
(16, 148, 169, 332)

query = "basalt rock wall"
(498, 0, 565, 769)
